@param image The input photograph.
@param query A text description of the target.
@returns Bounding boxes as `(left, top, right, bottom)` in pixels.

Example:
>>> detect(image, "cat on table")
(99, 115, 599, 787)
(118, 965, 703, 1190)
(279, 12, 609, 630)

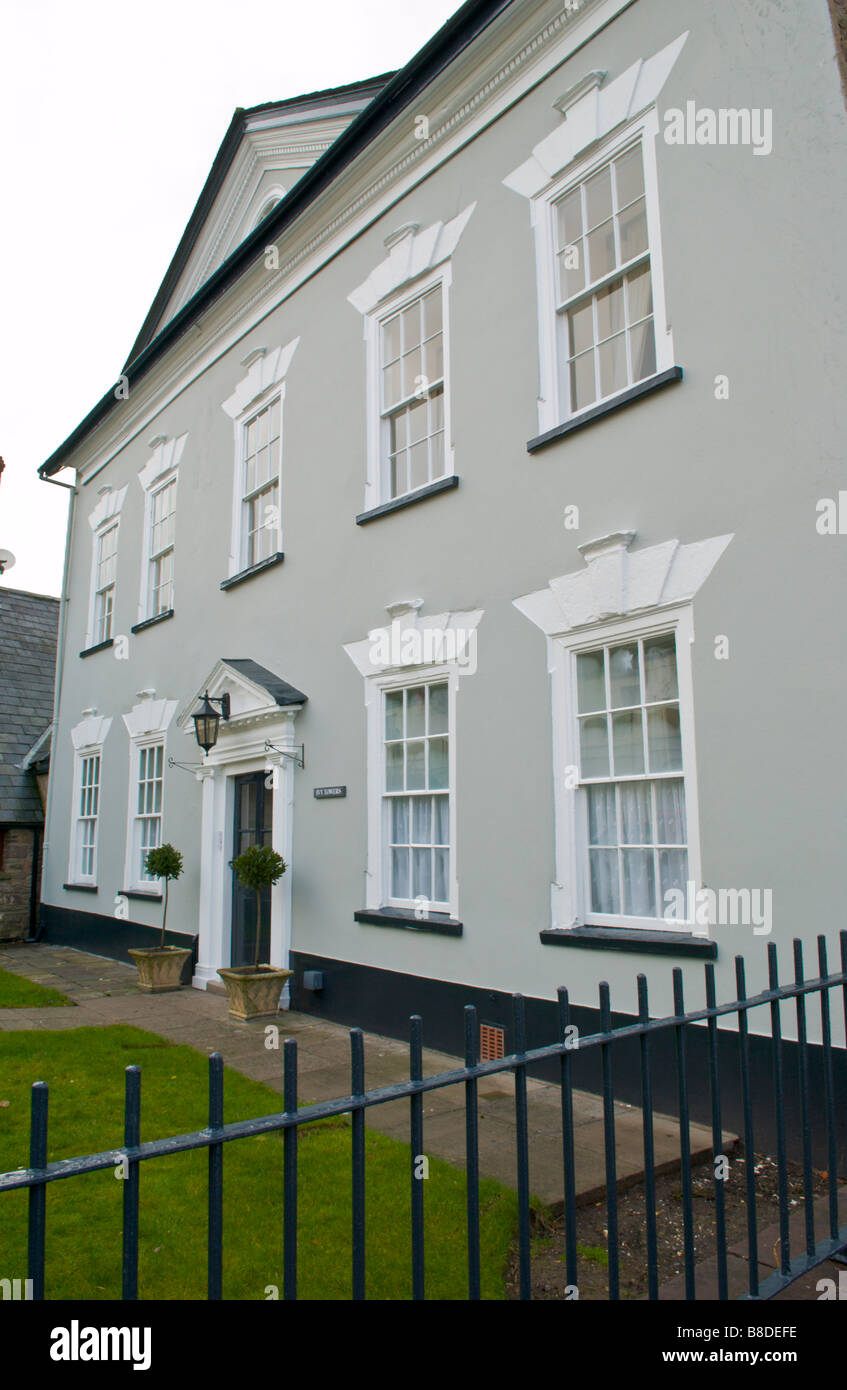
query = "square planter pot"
(128, 946, 193, 993)
(217, 966, 293, 1020)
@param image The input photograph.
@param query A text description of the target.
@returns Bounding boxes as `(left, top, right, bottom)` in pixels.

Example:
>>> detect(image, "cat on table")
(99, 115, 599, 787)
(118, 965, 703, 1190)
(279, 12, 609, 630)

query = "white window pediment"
(70, 712, 112, 752)
(344, 600, 483, 679)
(87, 484, 127, 533)
(503, 34, 688, 201)
(347, 205, 476, 317)
(514, 531, 733, 637)
(176, 659, 307, 766)
(138, 433, 187, 493)
(122, 695, 178, 743)
(221, 340, 300, 420)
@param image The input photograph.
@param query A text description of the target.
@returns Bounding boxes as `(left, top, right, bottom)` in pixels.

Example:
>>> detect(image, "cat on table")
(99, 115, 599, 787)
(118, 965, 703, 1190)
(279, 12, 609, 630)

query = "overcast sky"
(0, 0, 463, 597)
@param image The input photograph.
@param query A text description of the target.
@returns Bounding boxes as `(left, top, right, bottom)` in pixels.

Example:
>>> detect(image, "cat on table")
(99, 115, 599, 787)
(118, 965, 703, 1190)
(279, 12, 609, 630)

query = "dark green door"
(231, 771, 273, 967)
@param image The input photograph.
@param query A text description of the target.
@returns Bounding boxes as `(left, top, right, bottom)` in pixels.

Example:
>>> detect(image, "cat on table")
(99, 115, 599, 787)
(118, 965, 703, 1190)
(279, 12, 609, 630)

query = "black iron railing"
(1, 933, 845, 1300)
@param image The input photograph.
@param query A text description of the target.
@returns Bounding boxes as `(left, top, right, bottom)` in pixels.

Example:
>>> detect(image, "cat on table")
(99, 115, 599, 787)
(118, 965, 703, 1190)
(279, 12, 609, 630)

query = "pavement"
(0, 941, 732, 1210)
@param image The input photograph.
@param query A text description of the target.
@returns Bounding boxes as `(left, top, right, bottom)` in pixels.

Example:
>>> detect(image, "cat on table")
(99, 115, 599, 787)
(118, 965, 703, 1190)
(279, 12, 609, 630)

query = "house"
(0, 586, 59, 942)
(35, 0, 846, 1106)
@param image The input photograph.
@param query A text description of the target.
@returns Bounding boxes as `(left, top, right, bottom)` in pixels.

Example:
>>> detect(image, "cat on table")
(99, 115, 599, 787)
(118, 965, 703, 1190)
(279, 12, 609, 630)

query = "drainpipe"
(35, 467, 77, 941)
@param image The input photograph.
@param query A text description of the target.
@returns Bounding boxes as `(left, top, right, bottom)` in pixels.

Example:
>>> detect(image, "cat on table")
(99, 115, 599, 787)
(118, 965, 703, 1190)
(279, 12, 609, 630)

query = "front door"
(231, 771, 273, 966)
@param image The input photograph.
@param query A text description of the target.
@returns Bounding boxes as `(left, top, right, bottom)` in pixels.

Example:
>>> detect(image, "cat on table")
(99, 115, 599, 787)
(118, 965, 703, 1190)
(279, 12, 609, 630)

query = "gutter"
(34, 468, 77, 938)
(38, 0, 515, 479)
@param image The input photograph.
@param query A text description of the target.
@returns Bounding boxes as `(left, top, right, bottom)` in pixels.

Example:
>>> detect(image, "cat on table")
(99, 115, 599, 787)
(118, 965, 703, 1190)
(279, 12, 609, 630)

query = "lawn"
(0, 965, 72, 1008)
(0, 1026, 517, 1299)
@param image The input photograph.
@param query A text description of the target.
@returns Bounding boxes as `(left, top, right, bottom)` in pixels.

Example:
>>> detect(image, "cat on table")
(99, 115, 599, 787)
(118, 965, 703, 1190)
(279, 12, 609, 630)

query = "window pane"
(386, 743, 404, 791)
(626, 264, 653, 323)
(579, 715, 609, 778)
(423, 289, 442, 339)
(412, 796, 430, 845)
(609, 643, 640, 707)
(383, 314, 401, 362)
(392, 847, 410, 898)
(407, 687, 425, 738)
(587, 784, 617, 845)
(596, 282, 624, 341)
(586, 220, 616, 281)
(614, 146, 644, 208)
(569, 300, 594, 356)
(391, 796, 409, 845)
(590, 849, 620, 914)
(619, 781, 652, 844)
(426, 332, 444, 383)
(433, 795, 449, 844)
(428, 682, 448, 733)
(655, 778, 686, 845)
(433, 849, 449, 903)
(612, 710, 645, 776)
(647, 707, 682, 772)
(629, 319, 656, 381)
(570, 350, 596, 411)
(619, 199, 648, 261)
(659, 849, 689, 915)
(403, 346, 423, 399)
(559, 242, 585, 299)
(576, 650, 605, 713)
(644, 635, 678, 702)
(556, 188, 583, 247)
(385, 691, 403, 740)
(412, 848, 431, 899)
(622, 849, 655, 917)
(598, 332, 627, 398)
(409, 441, 429, 491)
(406, 741, 425, 790)
(585, 167, 612, 229)
(383, 360, 402, 409)
(428, 737, 448, 790)
(408, 399, 427, 443)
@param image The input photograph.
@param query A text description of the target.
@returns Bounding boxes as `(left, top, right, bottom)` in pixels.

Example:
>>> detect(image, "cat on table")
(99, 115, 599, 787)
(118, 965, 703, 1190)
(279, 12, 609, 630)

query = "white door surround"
(176, 659, 306, 993)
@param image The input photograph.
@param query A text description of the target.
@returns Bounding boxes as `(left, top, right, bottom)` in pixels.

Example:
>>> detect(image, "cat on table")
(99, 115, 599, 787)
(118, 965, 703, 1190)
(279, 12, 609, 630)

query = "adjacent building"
(0, 587, 59, 942)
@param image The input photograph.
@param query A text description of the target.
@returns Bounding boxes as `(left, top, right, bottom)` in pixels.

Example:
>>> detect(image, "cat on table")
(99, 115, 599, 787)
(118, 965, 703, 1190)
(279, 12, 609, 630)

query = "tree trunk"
(160, 878, 169, 950)
(254, 887, 263, 968)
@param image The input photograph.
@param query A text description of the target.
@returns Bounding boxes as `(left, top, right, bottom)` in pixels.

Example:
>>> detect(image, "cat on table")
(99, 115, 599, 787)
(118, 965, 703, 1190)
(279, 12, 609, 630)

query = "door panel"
(231, 771, 273, 966)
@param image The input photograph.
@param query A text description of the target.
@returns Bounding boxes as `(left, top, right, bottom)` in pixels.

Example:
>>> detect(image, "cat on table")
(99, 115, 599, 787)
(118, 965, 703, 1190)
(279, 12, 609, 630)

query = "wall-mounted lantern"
(192, 691, 230, 754)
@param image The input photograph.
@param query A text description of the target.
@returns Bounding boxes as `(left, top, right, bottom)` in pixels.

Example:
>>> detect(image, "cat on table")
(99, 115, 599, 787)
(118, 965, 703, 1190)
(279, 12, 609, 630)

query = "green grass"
(0, 1027, 517, 1299)
(0, 966, 72, 1008)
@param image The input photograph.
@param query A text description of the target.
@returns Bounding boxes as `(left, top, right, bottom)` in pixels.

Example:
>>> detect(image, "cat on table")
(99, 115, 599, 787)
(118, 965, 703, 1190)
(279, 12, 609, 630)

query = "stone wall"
(0, 828, 36, 941)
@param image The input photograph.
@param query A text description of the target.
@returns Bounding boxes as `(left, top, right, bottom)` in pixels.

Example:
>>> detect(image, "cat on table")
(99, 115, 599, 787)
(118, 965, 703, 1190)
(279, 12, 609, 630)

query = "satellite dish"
(0, 549, 16, 574)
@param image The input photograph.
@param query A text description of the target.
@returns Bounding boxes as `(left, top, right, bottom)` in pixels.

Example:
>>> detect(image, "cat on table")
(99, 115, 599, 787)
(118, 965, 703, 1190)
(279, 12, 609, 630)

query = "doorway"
(231, 770, 273, 966)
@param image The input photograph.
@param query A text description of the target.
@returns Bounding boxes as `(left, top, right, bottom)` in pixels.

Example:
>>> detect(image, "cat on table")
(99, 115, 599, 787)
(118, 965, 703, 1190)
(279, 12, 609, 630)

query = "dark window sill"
(539, 925, 716, 958)
(356, 474, 459, 526)
(220, 552, 284, 591)
(131, 609, 174, 634)
(63, 882, 98, 893)
(119, 889, 163, 902)
(527, 367, 683, 453)
(354, 907, 462, 937)
(79, 638, 114, 659)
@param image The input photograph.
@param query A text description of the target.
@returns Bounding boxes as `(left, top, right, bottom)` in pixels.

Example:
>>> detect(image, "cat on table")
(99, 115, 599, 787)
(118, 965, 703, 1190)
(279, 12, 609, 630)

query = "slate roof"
(0, 587, 59, 824)
(222, 659, 307, 707)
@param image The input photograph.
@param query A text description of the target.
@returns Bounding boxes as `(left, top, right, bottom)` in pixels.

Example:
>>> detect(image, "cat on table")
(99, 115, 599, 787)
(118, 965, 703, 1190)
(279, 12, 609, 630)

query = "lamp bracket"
(168, 757, 204, 774)
(264, 739, 305, 770)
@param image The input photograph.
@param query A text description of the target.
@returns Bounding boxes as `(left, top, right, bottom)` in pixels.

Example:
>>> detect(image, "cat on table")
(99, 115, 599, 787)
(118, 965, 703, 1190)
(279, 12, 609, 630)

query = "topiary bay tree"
(144, 842, 184, 950)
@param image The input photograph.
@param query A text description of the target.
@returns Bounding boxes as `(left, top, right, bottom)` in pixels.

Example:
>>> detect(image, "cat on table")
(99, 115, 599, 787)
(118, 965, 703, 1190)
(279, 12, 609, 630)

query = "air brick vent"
(479, 1023, 505, 1062)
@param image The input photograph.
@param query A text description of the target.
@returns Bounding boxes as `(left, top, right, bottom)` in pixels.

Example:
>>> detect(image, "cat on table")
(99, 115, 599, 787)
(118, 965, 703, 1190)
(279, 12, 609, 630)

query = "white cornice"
(72, 0, 638, 487)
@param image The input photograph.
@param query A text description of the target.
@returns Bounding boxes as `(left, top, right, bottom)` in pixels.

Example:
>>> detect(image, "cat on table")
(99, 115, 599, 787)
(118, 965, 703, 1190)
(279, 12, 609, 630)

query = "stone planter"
(217, 966, 292, 1021)
(128, 946, 192, 993)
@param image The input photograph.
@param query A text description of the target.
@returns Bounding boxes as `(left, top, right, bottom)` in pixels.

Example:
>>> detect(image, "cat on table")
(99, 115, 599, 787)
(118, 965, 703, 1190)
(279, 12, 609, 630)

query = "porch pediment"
(177, 658, 307, 739)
